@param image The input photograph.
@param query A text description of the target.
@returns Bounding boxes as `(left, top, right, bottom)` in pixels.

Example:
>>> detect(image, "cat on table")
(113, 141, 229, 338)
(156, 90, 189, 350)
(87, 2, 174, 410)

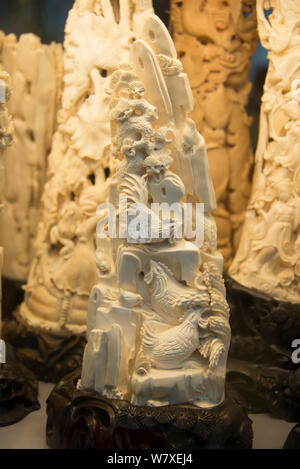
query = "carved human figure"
(18, 0, 155, 334)
(230, 0, 300, 303)
(79, 13, 230, 408)
(171, 0, 258, 268)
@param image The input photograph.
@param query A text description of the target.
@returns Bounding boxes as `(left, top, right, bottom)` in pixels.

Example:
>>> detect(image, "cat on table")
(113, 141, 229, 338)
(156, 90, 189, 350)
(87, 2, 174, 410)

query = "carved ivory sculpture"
(171, 0, 258, 268)
(0, 33, 63, 282)
(0, 70, 14, 335)
(79, 13, 231, 408)
(18, 1, 155, 334)
(230, 0, 300, 304)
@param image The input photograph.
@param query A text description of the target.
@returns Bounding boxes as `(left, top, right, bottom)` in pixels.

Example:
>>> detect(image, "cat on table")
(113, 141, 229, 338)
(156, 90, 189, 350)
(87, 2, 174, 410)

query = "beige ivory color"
(230, 0, 300, 304)
(0, 33, 63, 282)
(19, 0, 155, 334)
(79, 12, 230, 408)
(0, 69, 14, 336)
(171, 0, 258, 268)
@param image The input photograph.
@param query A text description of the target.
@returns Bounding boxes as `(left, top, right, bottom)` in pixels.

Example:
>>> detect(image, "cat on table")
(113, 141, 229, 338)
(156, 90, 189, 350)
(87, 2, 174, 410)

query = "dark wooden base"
(46, 369, 253, 449)
(3, 310, 86, 383)
(227, 359, 300, 421)
(2, 276, 24, 320)
(0, 344, 40, 427)
(283, 424, 300, 449)
(226, 276, 300, 355)
(226, 276, 300, 421)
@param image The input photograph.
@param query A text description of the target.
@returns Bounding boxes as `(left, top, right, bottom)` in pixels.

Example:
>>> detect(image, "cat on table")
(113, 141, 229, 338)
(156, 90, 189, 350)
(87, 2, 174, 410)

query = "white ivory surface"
(79, 12, 230, 408)
(230, 0, 300, 304)
(19, 0, 155, 334)
(0, 33, 63, 282)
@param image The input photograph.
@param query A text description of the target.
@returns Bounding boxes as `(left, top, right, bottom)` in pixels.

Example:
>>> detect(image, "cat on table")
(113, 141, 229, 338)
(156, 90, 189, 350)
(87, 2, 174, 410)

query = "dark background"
(0, 0, 268, 150)
(0, 0, 171, 42)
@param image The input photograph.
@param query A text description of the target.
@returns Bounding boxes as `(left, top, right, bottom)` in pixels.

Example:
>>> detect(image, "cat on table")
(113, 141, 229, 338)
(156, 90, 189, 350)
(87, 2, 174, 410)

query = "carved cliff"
(79, 12, 231, 408)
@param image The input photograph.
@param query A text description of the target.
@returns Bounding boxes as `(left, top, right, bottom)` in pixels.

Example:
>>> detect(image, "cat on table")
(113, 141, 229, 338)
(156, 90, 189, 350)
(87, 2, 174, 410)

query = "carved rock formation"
(79, 11, 231, 409)
(171, 0, 258, 268)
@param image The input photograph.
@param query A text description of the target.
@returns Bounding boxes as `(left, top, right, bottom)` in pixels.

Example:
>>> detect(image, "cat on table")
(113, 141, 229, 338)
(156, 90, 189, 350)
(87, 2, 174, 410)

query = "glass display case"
(0, 0, 299, 451)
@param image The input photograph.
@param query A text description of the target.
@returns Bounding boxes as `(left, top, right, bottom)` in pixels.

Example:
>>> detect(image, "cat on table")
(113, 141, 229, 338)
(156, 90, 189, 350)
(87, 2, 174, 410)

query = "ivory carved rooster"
(144, 260, 210, 324)
(140, 311, 227, 373)
(141, 312, 202, 370)
(139, 261, 228, 373)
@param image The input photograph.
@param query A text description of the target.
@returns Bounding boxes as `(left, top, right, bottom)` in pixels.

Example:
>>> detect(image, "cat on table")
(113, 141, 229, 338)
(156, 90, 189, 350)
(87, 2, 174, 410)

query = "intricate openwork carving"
(171, 0, 258, 268)
(18, 0, 153, 335)
(0, 33, 63, 282)
(230, 0, 300, 304)
(79, 11, 230, 409)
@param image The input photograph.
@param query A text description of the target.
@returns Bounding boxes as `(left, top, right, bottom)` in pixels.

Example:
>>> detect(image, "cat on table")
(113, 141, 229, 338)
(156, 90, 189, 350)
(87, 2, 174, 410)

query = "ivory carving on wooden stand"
(230, 0, 300, 304)
(0, 33, 63, 282)
(79, 13, 230, 408)
(0, 71, 40, 425)
(0, 70, 14, 336)
(19, 0, 155, 334)
(171, 0, 258, 268)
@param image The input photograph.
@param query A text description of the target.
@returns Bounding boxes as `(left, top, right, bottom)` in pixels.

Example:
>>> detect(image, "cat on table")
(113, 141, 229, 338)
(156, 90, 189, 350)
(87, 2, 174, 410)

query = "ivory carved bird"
(139, 261, 228, 372)
(141, 312, 202, 370)
(144, 260, 210, 324)
(141, 312, 227, 372)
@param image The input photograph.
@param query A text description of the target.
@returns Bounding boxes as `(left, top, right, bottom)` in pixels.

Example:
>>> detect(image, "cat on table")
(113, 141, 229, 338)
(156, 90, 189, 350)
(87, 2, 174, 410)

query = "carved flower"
(295, 260, 300, 278)
(121, 138, 136, 158)
(278, 269, 295, 287)
(259, 282, 274, 297)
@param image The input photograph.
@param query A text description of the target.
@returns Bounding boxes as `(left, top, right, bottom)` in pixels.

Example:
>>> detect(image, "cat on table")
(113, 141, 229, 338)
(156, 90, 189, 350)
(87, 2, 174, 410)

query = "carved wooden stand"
(2, 277, 24, 320)
(283, 424, 300, 449)
(3, 309, 86, 383)
(226, 276, 300, 421)
(46, 369, 253, 450)
(0, 344, 40, 427)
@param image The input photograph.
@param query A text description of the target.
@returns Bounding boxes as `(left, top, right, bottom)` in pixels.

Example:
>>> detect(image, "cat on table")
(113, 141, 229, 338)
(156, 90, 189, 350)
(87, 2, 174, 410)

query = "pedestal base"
(0, 344, 40, 427)
(283, 424, 300, 449)
(226, 276, 300, 421)
(2, 277, 24, 320)
(227, 359, 300, 421)
(46, 369, 253, 449)
(3, 309, 86, 383)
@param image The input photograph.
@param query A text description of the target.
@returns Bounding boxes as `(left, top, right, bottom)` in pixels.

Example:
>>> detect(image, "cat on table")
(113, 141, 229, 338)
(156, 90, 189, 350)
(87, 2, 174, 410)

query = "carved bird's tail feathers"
(209, 339, 225, 371)
(142, 324, 157, 351)
(198, 336, 212, 359)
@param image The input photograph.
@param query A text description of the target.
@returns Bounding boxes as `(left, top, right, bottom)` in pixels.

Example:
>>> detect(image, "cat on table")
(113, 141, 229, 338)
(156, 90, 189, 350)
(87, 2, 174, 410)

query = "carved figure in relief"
(230, 0, 300, 304)
(18, 0, 154, 334)
(0, 33, 63, 282)
(171, 0, 258, 268)
(79, 12, 230, 408)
